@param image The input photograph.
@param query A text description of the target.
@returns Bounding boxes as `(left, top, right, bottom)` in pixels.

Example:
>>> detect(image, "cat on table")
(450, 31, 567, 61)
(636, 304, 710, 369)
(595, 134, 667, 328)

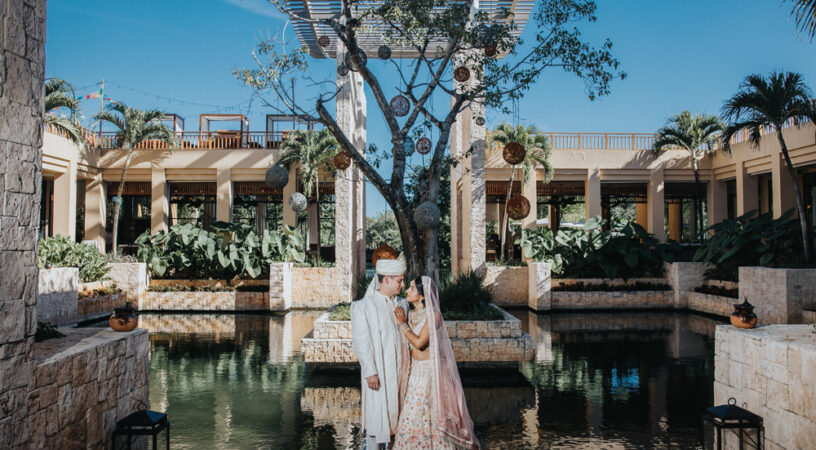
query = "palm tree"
(721, 72, 816, 263)
(94, 102, 174, 255)
(788, 0, 816, 41)
(277, 129, 338, 254)
(44, 79, 86, 147)
(490, 123, 554, 260)
(652, 111, 724, 239)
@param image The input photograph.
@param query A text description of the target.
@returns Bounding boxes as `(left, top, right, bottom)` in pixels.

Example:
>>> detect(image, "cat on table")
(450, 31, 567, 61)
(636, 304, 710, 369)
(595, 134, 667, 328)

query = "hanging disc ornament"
(404, 137, 415, 153)
(414, 202, 441, 230)
(337, 63, 349, 77)
(318, 36, 330, 47)
(475, 117, 485, 126)
(390, 95, 410, 117)
(289, 192, 308, 212)
(472, 24, 496, 49)
(344, 50, 367, 72)
(416, 137, 432, 155)
(453, 67, 471, 83)
(502, 142, 526, 165)
(333, 151, 352, 170)
(378, 45, 392, 60)
(506, 195, 531, 220)
(372, 242, 398, 267)
(484, 45, 497, 58)
(265, 165, 289, 189)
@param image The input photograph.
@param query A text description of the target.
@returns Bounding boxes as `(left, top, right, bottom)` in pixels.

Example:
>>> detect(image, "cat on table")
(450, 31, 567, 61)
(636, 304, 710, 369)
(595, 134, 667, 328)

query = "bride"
(391, 276, 479, 449)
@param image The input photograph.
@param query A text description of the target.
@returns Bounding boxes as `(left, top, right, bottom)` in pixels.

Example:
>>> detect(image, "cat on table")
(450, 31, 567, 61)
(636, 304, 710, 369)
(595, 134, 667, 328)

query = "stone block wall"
(714, 325, 816, 449)
(77, 293, 125, 323)
(739, 267, 816, 324)
(292, 267, 349, 308)
(139, 291, 269, 311)
(37, 268, 79, 326)
(269, 262, 293, 311)
(688, 292, 735, 318)
(665, 261, 708, 308)
(484, 265, 528, 306)
(527, 262, 551, 311)
(550, 290, 674, 309)
(106, 263, 148, 304)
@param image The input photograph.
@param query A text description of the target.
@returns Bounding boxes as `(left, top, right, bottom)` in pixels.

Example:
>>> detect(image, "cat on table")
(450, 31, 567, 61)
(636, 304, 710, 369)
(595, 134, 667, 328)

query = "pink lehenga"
(393, 277, 480, 449)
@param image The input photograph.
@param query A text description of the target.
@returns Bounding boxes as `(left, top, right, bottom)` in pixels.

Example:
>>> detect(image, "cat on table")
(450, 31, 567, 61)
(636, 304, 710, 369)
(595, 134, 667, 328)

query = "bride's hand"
(393, 306, 407, 324)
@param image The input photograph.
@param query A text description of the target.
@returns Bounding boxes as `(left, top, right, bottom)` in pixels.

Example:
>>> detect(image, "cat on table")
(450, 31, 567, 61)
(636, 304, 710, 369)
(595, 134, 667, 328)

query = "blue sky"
(45, 0, 816, 217)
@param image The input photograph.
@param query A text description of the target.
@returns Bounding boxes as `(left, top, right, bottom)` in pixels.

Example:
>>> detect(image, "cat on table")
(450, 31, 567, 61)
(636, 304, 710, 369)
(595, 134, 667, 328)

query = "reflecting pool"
(134, 310, 723, 449)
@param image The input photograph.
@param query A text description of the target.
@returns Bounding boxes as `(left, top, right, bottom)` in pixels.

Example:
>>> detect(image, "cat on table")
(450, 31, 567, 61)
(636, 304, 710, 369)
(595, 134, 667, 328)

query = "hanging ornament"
(344, 50, 367, 72)
(372, 243, 398, 266)
(416, 137, 432, 155)
(337, 63, 350, 77)
(390, 95, 410, 117)
(378, 45, 392, 60)
(506, 195, 531, 220)
(472, 24, 496, 49)
(318, 36, 331, 47)
(414, 202, 441, 230)
(453, 67, 471, 83)
(333, 151, 352, 170)
(265, 165, 289, 189)
(289, 192, 308, 212)
(484, 45, 497, 58)
(502, 142, 526, 165)
(404, 137, 415, 153)
(475, 117, 485, 126)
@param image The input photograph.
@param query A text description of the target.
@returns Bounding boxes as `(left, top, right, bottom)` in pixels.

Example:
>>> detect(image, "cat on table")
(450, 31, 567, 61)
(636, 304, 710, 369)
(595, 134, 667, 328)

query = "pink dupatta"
(423, 276, 480, 449)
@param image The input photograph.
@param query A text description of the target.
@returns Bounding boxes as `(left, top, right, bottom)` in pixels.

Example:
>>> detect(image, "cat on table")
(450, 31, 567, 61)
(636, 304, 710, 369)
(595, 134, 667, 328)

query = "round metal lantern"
(318, 36, 331, 47)
(416, 137, 432, 155)
(502, 141, 526, 165)
(372, 243, 398, 266)
(337, 63, 350, 77)
(414, 202, 441, 230)
(265, 165, 289, 189)
(453, 66, 470, 83)
(333, 151, 352, 170)
(484, 44, 497, 58)
(289, 192, 308, 212)
(404, 137, 415, 154)
(390, 95, 410, 117)
(475, 117, 485, 126)
(472, 24, 495, 49)
(506, 195, 531, 220)
(378, 45, 392, 60)
(344, 50, 367, 72)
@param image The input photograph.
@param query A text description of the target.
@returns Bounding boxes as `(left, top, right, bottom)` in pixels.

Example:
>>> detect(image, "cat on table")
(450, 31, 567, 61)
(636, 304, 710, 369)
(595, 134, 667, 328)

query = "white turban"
(376, 252, 406, 276)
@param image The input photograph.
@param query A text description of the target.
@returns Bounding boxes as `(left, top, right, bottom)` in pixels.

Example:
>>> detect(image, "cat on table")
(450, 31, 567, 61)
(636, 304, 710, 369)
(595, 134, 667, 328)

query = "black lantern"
(111, 402, 170, 450)
(701, 398, 763, 450)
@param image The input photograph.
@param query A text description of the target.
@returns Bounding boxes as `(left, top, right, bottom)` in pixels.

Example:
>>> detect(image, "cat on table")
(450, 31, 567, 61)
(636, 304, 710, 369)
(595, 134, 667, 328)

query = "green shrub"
(329, 303, 350, 321)
(438, 269, 503, 320)
(136, 221, 306, 280)
(38, 235, 110, 282)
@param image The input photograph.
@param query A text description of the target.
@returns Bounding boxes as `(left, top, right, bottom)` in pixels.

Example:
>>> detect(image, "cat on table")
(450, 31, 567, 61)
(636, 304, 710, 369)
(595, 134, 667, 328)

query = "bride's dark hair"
(409, 277, 425, 309)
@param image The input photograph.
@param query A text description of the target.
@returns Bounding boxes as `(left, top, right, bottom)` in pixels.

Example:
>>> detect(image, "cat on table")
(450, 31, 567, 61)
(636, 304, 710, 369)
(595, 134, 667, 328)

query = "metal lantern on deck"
(265, 165, 289, 189)
(390, 95, 410, 117)
(333, 151, 352, 170)
(701, 398, 763, 450)
(318, 36, 330, 47)
(416, 137, 432, 155)
(289, 192, 308, 212)
(111, 402, 169, 450)
(453, 67, 471, 82)
(378, 44, 392, 60)
(506, 195, 531, 220)
(414, 202, 441, 230)
(372, 243, 398, 266)
(502, 142, 526, 165)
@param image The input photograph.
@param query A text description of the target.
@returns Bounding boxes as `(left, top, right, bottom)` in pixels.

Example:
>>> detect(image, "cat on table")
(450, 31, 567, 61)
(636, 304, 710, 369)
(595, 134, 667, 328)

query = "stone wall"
(106, 263, 148, 303)
(550, 289, 674, 309)
(665, 261, 708, 308)
(139, 291, 269, 311)
(37, 268, 79, 326)
(30, 328, 150, 448)
(688, 292, 735, 318)
(269, 262, 292, 311)
(77, 293, 124, 323)
(484, 265, 527, 306)
(292, 267, 348, 308)
(714, 325, 816, 449)
(739, 267, 816, 325)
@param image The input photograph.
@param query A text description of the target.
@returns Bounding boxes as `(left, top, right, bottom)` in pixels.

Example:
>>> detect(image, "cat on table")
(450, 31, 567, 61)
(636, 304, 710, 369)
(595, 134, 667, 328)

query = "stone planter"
(550, 289, 674, 309)
(139, 290, 270, 311)
(292, 267, 349, 308)
(77, 292, 126, 323)
(301, 304, 534, 366)
(687, 291, 736, 317)
(738, 266, 816, 324)
(77, 279, 114, 297)
(484, 265, 528, 306)
(107, 262, 148, 303)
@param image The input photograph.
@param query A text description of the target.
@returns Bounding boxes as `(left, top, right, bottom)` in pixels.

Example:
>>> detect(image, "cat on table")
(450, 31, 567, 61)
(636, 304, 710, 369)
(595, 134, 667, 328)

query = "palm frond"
(788, 0, 816, 40)
(45, 116, 86, 147)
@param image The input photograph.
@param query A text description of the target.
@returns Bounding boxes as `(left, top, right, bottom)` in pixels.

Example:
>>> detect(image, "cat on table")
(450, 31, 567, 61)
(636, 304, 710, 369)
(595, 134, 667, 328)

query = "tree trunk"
(692, 159, 703, 242)
(111, 145, 134, 256)
(776, 131, 812, 263)
(390, 193, 426, 280)
(314, 174, 321, 259)
(500, 168, 516, 262)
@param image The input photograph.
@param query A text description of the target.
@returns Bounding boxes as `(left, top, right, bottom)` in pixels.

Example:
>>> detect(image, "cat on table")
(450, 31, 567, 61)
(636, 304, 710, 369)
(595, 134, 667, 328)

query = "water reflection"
(143, 311, 723, 449)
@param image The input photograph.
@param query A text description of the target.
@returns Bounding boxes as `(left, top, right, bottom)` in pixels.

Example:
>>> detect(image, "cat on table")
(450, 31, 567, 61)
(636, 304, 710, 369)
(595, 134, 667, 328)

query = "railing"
(91, 131, 289, 150)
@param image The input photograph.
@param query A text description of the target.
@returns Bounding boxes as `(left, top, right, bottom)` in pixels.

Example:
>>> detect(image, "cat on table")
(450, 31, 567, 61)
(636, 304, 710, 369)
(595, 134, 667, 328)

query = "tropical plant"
(787, 0, 816, 41)
(652, 111, 724, 238)
(94, 102, 174, 255)
(366, 212, 403, 252)
(44, 78, 85, 147)
(277, 129, 338, 252)
(721, 72, 816, 263)
(438, 269, 503, 320)
(693, 210, 801, 281)
(38, 235, 110, 282)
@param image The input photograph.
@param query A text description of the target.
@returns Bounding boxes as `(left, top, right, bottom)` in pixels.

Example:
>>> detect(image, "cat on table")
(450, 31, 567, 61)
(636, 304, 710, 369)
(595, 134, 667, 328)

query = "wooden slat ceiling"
(169, 182, 217, 196)
(106, 182, 151, 196)
(233, 182, 283, 196)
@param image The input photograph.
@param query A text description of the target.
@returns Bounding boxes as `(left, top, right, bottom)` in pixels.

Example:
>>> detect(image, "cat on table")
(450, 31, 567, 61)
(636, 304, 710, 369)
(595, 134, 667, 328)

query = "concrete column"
(450, 176, 461, 273)
(84, 174, 107, 250)
(668, 202, 682, 241)
(282, 165, 297, 228)
(352, 167, 367, 274)
(707, 178, 728, 228)
(772, 153, 796, 218)
(585, 169, 601, 219)
(636, 202, 648, 229)
(648, 168, 666, 241)
(151, 167, 167, 233)
(216, 168, 232, 223)
(522, 172, 537, 229)
(736, 161, 758, 216)
(307, 203, 318, 246)
(51, 163, 77, 239)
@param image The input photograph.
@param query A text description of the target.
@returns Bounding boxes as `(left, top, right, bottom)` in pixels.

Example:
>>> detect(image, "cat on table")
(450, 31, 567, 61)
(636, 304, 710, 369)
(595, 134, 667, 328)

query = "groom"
(351, 253, 409, 449)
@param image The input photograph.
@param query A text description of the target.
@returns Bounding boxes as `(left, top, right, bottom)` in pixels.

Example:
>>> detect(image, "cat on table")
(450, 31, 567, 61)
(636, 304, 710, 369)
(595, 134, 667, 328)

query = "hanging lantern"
(404, 137, 415, 153)
(453, 67, 471, 83)
(344, 50, 367, 72)
(337, 63, 350, 77)
(506, 195, 531, 220)
(372, 243, 398, 266)
(378, 45, 392, 60)
(265, 165, 289, 189)
(289, 192, 308, 212)
(333, 151, 352, 170)
(414, 202, 441, 230)
(475, 117, 485, 126)
(502, 142, 526, 165)
(484, 45, 497, 58)
(416, 137, 432, 155)
(318, 36, 331, 47)
(390, 95, 410, 117)
(472, 24, 496, 49)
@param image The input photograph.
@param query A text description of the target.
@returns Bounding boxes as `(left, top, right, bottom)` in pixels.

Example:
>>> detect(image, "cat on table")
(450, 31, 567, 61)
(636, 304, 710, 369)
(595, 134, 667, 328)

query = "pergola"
(285, 0, 536, 58)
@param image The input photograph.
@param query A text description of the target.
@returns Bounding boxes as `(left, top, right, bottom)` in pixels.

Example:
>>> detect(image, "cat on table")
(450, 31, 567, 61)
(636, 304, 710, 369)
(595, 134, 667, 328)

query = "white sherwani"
(351, 291, 408, 444)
